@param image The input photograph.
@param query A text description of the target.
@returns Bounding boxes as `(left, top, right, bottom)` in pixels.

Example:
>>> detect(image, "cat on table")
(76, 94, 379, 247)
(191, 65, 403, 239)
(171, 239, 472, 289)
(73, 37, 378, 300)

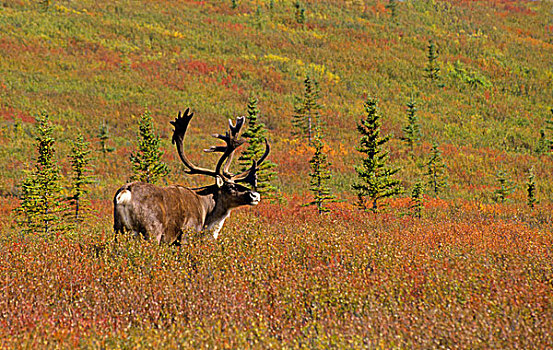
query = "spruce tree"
(353, 96, 402, 212)
(493, 170, 515, 203)
(535, 129, 548, 154)
(526, 167, 537, 209)
(545, 108, 553, 151)
(424, 142, 448, 197)
(69, 133, 93, 222)
(306, 131, 335, 214)
(38, 0, 50, 12)
(16, 113, 64, 235)
(130, 110, 169, 184)
(294, 1, 306, 24)
(410, 181, 424, 218)
(400, 99, 421, 153)
(238, 96, 279, 199)
(535, 108, 553, 154)
(98, 121, 114, 156)
(424, 40, 439, 81)
(253, 5, 264, 29)
(386, 0, 398, 21)
(292, 75, 321, 145)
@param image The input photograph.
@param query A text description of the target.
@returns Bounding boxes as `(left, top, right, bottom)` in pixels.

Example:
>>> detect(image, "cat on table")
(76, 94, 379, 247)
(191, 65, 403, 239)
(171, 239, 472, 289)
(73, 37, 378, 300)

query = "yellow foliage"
(345, 0, 365, 10)
(306, 62, 341, 84)
(263, 54, 290, 64)
(543, 69, 553, 83)
(54, 4, 86, 15)
(242, 54, 257, 61)
(142, 23, 185, 39)
(263, 55, 339, 84)
(310, 31, 326, 40)
(277, 23, 289, 32)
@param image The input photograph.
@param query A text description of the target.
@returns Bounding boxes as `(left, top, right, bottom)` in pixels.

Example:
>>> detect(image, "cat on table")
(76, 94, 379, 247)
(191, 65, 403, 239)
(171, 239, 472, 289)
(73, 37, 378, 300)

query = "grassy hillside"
(1, 0, 552, 201)
(1, 0, 553, 348)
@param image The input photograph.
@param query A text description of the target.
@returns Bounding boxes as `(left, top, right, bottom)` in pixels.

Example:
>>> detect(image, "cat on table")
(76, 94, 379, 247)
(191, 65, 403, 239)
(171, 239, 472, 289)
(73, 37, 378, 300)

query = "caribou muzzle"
(249, 191, 261, 205)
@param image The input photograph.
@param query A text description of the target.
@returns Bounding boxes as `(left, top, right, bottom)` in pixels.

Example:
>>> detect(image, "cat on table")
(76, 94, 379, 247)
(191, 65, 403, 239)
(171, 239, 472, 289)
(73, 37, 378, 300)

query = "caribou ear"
(216, 175, 224, 188)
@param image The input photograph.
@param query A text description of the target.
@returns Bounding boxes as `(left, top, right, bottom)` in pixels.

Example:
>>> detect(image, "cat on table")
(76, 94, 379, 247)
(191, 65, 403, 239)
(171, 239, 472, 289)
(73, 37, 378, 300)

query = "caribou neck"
(194, 185, 231, 237)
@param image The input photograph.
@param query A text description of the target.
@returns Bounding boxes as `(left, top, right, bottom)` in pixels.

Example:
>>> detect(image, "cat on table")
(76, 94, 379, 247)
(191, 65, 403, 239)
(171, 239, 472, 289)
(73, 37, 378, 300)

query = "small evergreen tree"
(424, 142, 448, 197)
(16, 113, 65, 235)
(12, 117, 24, 139)
(410, 181, 424, 218)
(386, 0, 398, 21)
(294, 1, 306, 24)
(493, 170, 515, 203)
(253, 5, 264, 29)
(238, 96, 279, 200)
(292, 75, 322, 145)
(547, 108, 553, 147)
(545, 108, 553, 152)
(69, 133, 93, 222)
(306, 131, 335, 214)
(38, 0, 50, 12)
(535, 129, 549, 154)
(400, 99, 421, 153)
(424, 40, 440, 81)
(353, 96, 402, 212)
(231, 0, 238, 9)
(526, 167, 537, 209)
(98, 121, 114, 156)
(535, 108, 553, 154)
(130, 110, 169, 184)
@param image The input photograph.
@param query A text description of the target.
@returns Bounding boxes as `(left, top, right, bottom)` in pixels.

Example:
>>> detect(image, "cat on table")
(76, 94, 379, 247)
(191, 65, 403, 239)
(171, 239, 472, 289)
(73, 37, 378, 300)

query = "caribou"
(113, 108, 270, 244)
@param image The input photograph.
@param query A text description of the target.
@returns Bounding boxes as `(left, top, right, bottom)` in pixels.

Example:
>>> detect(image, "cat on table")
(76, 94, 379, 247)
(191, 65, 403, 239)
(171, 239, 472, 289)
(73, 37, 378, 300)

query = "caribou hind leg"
(113, 187, 139, 242)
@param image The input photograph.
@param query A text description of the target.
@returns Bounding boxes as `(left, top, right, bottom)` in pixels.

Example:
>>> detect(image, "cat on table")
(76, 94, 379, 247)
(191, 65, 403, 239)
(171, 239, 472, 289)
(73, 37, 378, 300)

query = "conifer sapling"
(353, 96, 402, 212)
(69, 133, 93, 222)
(400, 99, 421, 153)
(306, 131, 335, 214)
(425, 40, 439, 81)
(16, 113, 65, 235)
(238, 96, 279, 200)
(294, 1, 306, 24)
(98, 121, 114, 156)
(545, 108, 553, 152)
(410, 181, 424, 218)
(526, 167, 537, 209)
(493, 170, 515, 203)
(424, 142, 448, 197)
(130, 110, 169, 184)
(293, 75, 322, 145)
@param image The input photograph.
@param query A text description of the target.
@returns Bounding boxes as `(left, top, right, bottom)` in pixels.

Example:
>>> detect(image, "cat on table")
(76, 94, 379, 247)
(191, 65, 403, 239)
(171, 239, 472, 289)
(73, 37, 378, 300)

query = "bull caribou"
(113, 108, 270, 244)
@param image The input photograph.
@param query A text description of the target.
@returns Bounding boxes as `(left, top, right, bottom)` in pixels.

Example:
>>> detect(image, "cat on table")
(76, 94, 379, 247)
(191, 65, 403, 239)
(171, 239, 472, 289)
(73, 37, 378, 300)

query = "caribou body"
(113, 108, 269, 244)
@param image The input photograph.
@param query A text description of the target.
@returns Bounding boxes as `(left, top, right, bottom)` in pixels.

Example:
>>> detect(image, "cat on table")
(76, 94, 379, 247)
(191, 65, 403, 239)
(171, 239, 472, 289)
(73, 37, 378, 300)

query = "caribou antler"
(171, 108, 271, 187)
(171, 108, 219, 177)
(203, 117, 246, 179)
(230, 139, 271, 187)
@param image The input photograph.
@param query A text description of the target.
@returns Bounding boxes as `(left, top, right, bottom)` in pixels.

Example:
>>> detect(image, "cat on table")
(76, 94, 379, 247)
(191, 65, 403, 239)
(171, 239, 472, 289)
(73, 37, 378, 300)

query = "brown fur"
(113, 181, 259, 244)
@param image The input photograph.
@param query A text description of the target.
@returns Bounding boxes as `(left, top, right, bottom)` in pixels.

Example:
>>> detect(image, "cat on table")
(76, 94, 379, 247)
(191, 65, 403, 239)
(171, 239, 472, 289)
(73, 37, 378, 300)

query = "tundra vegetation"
(1, 0, 553, 348)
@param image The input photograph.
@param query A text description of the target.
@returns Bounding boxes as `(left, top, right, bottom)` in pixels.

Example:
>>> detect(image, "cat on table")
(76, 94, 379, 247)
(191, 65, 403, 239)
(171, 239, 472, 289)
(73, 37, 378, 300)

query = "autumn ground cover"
(1, 0, 553, 348)
(1, 200, 552, 348)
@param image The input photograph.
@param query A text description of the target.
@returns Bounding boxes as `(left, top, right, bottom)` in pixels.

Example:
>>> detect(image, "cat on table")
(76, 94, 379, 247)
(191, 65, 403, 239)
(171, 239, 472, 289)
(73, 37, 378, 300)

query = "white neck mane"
(204, 211, 230, 239)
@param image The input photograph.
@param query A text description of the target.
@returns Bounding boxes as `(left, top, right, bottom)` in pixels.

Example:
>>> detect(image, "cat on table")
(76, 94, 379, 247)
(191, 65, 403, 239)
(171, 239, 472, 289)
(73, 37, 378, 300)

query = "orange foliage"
(0, 107, 33, 123)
